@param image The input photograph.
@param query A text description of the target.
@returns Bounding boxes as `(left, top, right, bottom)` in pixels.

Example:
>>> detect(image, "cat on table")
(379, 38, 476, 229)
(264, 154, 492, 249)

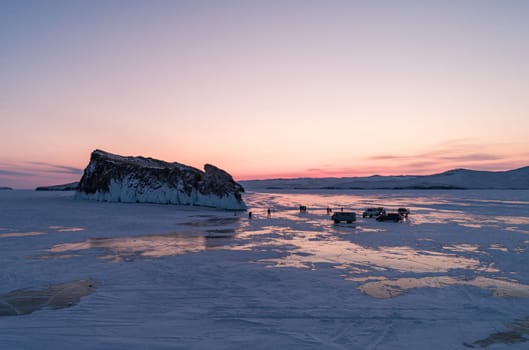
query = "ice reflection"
(237, 191, 529, 294)
(256, 235, 482, 273)
(44, 213, 250, 262)
(443, 244, 480, 253)
(413, 211, 529, 231)
(245, 190, 529, 233)
(489, 244, 509, 252)
(50, 235, 205, 261)
(48, 233, 231, 262)
(49, 226, 85, 232)
(358, 276, 529, 299)
(0, 231, 46, 238)
(496, 216, 529, 225)
(0, 226, 85, 239)
(245, 191, 456, 212)
(356, 227, 385, 233)
(38, 190, 529, 295)
(506, 227, 529, 235)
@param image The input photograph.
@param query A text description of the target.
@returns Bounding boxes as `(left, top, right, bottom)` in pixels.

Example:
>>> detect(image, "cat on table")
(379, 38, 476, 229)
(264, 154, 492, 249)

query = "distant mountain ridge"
(241, 166, 529, 190)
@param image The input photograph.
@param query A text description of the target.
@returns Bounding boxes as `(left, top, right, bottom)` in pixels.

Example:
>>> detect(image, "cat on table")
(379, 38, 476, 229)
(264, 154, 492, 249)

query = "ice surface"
(1, 189, 529, 349)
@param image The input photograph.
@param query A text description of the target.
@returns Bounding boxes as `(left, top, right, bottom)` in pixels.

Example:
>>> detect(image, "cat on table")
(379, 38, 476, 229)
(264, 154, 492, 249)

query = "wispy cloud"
(437, 153, 503, 162)
(302, 139, 529, 178)
(0, 169, 31, 176)
(367, 155, 409, 161)
(305, 166, 366, 177)
(366, 150, 502, 163)
(27, 162, 83, 175)
(404, 161, 439, 169)
(0, 160, 83, 189)
(367, 139, 518, 166)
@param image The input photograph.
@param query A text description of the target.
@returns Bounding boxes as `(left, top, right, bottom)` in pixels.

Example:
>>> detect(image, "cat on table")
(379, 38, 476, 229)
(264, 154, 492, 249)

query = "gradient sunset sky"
(2, 0, 529, 188)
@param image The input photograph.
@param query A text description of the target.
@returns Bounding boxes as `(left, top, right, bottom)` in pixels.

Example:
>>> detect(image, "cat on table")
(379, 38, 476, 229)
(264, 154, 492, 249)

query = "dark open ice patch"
(180, 216, 242, 227)
(464, 317, 529, 348)
(0, 279, 97, 316)
(206, 228, 236, 237)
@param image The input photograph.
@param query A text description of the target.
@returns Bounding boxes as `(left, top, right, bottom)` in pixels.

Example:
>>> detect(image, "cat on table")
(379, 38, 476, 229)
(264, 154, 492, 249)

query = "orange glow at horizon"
(1, 143, 528, 189)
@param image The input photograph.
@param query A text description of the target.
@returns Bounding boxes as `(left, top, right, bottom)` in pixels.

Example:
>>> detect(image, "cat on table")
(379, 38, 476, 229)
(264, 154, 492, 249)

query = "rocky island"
(36, 182, 80, 191)
(75, 150, 246, 210)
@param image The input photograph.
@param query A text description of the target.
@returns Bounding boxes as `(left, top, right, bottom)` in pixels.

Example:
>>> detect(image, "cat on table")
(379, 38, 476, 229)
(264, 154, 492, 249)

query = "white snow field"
(1, 189, 529, 349)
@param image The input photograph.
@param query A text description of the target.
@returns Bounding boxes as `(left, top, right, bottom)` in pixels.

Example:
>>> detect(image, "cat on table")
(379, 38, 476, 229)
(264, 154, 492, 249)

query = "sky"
(1, 0, 529, 188)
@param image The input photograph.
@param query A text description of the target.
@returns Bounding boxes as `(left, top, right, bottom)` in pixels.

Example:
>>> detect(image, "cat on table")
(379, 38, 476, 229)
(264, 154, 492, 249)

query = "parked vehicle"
(376, 213, 402, 222)
(362, 207, 385, 218)
(398, 208, 410, 217)
(331, 212, 356, 223)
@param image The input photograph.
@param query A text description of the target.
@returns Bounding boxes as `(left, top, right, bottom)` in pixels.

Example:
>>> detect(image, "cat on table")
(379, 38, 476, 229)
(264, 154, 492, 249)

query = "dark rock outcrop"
(0, 279, 97, 316)
(36, 182, 79, 191)
(75, 150, 246, 210)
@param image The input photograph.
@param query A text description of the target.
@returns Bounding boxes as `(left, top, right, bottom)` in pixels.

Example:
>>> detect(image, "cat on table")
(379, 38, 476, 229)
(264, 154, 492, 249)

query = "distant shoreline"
(241, 166, 529, 191)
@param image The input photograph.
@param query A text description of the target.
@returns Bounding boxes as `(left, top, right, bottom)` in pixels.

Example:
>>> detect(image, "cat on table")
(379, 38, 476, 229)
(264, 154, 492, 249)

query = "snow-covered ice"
(1, 189, 529, 349)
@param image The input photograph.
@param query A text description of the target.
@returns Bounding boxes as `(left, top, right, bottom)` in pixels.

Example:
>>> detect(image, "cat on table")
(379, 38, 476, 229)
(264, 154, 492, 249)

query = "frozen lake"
(1, 189, 529, 349)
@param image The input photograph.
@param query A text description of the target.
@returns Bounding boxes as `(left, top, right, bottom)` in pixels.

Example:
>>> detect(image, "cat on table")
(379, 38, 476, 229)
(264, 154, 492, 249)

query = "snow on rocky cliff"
(75, 150, 246, 210)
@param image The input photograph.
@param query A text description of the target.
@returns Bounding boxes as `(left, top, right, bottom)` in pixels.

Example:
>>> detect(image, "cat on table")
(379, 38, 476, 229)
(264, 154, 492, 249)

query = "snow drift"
(75, 150, 246, 210)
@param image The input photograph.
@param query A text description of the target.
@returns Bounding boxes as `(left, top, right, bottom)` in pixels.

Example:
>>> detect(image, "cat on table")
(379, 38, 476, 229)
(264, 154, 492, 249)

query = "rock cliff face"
(75, 150, 246, 210)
